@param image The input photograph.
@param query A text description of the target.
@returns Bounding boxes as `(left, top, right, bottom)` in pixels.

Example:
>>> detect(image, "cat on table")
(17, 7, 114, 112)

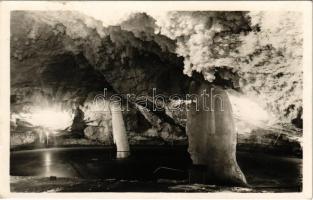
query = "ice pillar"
(110, 102, 130, 159)
(187, 82, 247, 186)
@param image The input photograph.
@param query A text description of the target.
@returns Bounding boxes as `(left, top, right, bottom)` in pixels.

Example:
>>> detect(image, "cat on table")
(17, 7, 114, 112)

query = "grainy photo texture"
(9, 9, 303, 193)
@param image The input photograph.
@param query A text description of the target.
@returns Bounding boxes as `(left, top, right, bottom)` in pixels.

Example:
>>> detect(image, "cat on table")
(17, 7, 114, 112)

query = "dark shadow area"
(10, 146, 302, 192)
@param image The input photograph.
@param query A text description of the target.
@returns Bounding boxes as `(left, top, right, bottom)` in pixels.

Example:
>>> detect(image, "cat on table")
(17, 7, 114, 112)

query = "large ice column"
(110, 102, 130, 159)
(186, 82, 247, 186)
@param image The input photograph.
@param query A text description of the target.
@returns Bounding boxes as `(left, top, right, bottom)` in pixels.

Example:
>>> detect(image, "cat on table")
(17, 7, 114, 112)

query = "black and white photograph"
(0, 1, 312, 198)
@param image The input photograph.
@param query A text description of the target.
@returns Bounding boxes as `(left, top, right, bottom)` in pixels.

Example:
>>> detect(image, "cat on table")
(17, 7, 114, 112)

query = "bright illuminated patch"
(17, 106, 73, 131)
(228, 92, 275, 127)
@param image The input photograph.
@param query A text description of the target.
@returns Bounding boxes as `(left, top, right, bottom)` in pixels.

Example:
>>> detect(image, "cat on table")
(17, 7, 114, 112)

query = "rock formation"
(10, 10, 302, 185)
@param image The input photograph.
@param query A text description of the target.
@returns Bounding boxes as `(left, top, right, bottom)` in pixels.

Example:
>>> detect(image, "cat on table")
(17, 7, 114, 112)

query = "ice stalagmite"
(110, 102, 130, 159)
(187, 82, 247, 186)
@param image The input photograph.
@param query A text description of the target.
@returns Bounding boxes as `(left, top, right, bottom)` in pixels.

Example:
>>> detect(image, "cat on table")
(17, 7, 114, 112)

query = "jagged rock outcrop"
(10, 10, 302, 159)
(10, 11, 187, 147)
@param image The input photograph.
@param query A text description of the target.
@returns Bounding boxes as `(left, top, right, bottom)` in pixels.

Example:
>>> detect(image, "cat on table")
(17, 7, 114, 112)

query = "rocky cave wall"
(10, 11, 188, 147)
(10, 11, 302, 155)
